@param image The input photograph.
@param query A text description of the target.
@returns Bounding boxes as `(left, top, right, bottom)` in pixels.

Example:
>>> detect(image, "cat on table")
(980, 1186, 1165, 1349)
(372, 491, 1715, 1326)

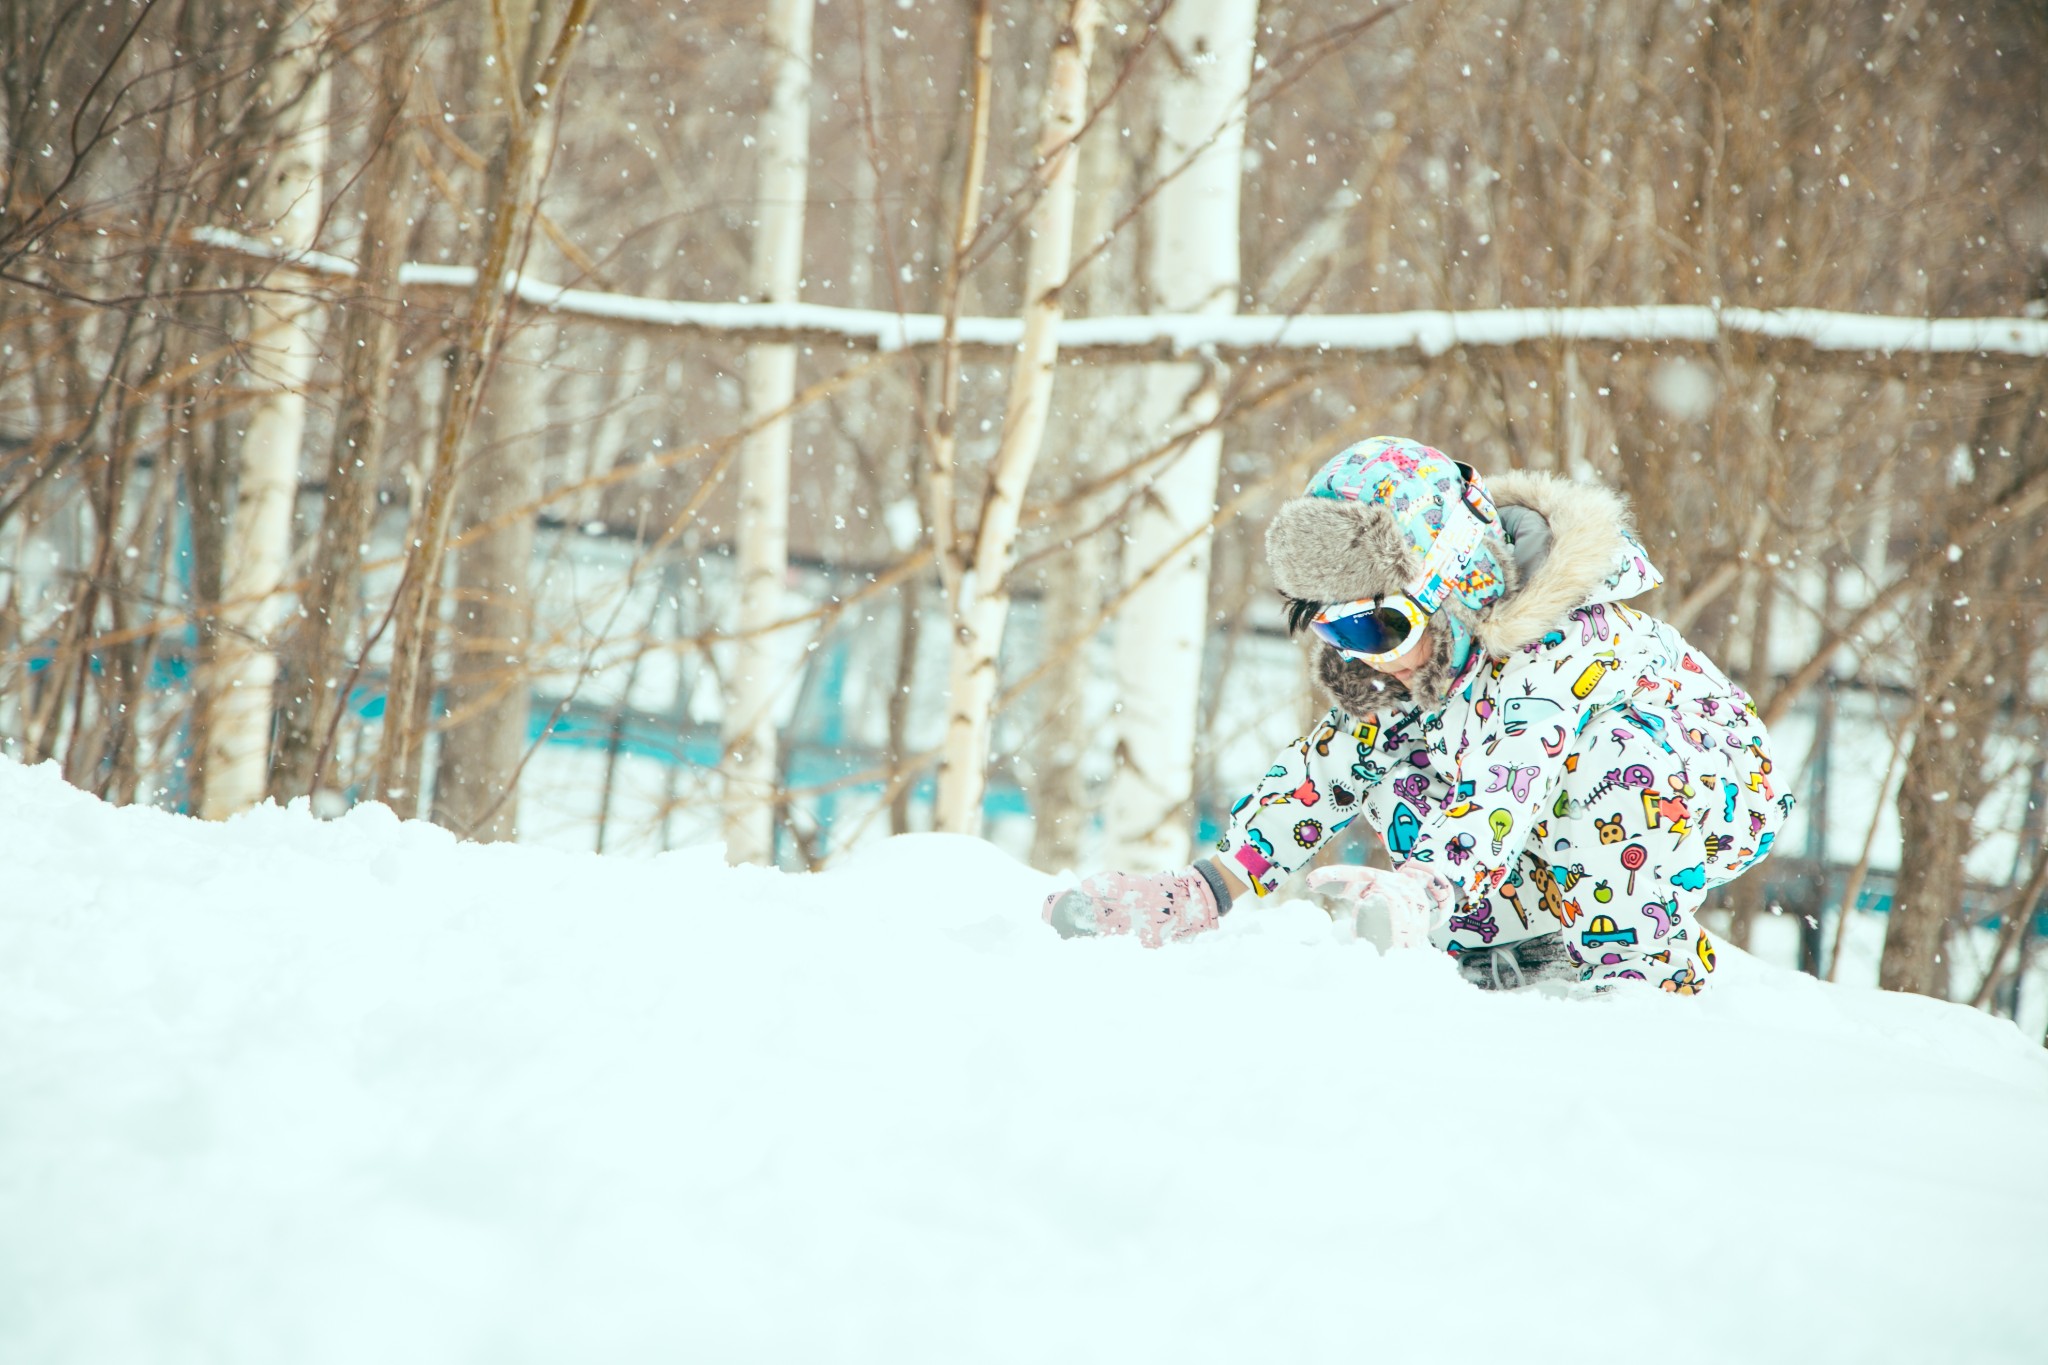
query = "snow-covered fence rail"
(190, 227, 2048, 364)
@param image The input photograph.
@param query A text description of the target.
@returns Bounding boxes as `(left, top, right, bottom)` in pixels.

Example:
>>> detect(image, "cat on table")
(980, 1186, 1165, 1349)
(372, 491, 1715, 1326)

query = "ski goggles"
(1308, 464, 1499, 667)
(1309, 595, 1431, 665)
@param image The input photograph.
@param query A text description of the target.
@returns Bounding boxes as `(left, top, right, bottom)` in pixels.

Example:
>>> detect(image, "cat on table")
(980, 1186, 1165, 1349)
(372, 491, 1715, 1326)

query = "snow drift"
(1, 757, 2043, 1364)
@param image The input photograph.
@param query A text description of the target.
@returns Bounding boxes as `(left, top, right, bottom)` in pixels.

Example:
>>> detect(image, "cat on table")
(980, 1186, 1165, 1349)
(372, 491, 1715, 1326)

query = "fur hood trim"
(1265, 497, 1419, 605)
(1474, 469, 1637, 656)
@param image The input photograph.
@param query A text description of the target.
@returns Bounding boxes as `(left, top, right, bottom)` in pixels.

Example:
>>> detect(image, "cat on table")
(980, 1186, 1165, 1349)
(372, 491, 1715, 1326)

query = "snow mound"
(1, 757, 2043, 1364)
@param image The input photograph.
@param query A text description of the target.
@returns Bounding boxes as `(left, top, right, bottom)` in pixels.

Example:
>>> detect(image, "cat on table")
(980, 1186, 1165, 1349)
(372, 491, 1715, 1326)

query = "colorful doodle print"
(1218, 532, 1786, 995)
(1304, 437, 1512, 614)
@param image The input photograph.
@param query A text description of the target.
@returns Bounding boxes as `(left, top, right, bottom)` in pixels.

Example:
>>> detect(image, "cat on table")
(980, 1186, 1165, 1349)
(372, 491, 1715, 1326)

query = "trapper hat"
(1267, 436, 1519, 710)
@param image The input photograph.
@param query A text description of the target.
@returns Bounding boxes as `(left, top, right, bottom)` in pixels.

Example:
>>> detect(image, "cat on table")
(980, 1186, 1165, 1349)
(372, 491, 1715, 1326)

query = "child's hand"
(1042, 867, 1223, 949)
(1306, 863, 1454, 949)
(1304, 865, 1395, 901)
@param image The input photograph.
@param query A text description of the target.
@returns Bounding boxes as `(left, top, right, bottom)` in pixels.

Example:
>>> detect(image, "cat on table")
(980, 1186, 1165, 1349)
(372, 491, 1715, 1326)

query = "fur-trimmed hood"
(1268, 465, 1662, 715)
(1472, 468, 1660, 655)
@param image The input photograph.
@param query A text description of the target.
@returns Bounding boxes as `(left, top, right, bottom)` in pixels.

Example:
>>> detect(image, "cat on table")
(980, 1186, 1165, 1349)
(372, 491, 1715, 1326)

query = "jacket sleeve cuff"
(1191, 858, 1235, 915)
(1217, 834, 1284, 897)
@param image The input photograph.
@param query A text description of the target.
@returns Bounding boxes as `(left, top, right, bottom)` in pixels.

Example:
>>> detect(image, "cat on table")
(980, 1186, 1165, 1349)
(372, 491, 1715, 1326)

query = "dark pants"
(1454, 931, 1574, 991)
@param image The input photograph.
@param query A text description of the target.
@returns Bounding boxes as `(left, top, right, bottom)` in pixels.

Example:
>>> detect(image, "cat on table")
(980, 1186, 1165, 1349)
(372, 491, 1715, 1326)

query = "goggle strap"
(1410, 510, 1486, 615)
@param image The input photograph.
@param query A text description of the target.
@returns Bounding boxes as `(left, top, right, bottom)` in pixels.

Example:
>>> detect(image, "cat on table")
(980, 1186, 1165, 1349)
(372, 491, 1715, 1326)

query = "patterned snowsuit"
(1219, 491, 1789, 993)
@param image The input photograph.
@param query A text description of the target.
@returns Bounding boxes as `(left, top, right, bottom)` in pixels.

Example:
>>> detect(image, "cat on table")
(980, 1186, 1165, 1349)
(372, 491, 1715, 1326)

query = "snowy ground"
(3, 757, 2045, 1364)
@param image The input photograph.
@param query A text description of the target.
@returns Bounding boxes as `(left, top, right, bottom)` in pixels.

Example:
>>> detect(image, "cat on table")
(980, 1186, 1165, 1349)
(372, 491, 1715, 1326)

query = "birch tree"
(200, 0, 335, 819)
(931, 0, 1102, 836)
(427, 0, 575, 842)
(371, 0, 593, 817)
(1030, 68, 1138, 873)
(273, 13, 417, 802)
(722, 0, 816, 866)
(1104, 0, 1259, 868)
(432, 320, 551, 841)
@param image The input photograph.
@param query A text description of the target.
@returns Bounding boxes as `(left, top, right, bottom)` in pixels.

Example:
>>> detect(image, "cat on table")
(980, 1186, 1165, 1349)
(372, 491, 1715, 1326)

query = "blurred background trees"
(2, 0, 2046, 1021)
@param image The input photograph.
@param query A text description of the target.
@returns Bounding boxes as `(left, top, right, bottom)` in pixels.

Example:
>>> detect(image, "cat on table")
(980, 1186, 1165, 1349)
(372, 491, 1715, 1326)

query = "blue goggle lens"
(1310, 605, 1417, 657)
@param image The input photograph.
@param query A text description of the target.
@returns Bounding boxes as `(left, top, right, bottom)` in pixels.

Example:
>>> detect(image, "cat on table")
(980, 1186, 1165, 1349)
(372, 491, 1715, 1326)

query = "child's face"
(1381, 621, 1433, 687)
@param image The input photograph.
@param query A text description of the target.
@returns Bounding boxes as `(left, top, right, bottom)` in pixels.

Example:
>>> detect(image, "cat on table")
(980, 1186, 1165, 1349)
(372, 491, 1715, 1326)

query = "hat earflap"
(1266, 497, 1417, 606)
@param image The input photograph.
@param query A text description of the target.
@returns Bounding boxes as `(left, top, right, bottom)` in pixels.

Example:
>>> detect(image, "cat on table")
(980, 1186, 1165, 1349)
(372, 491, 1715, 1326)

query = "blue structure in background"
(17, 577, 2046, 954)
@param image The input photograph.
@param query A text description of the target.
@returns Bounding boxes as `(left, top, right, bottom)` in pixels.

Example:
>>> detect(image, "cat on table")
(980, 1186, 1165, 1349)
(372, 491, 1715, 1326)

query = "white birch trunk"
(1030, 93, 1136, 872)
(1105, 0, 1260, 869)
(932, 0, 1102, 835)
(431, 322, 549, 842)
(575, 334, 650, 525)
(721, 0, 815, 866)
(200, 1, 333, 819)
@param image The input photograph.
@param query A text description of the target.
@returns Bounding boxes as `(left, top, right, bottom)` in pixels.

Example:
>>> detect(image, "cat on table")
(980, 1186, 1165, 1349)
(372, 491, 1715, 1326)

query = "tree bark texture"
(1106, 0, 1260, 869)
(1885, 694, 1989, 1000)
(273, 16, 416, 803)
(722, 0, 816, 867)
(199, 0, 334, 819)
(933, 0, 1101, 836)
(921, 0, 995, 619)
(1882, 392, 2044, 994)
(431, 321, 548, 842)
(372, 0, 592, 817)
(1030, 87, 1135, 873)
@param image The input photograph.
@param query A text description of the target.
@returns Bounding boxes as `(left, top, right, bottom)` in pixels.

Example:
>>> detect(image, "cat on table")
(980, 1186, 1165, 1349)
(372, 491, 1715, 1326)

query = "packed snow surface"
(3, 758, 2044, 1364)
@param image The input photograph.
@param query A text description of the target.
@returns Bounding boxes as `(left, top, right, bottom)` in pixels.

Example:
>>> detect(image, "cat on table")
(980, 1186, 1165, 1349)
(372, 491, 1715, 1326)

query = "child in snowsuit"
(1044, 436, 1790, 994)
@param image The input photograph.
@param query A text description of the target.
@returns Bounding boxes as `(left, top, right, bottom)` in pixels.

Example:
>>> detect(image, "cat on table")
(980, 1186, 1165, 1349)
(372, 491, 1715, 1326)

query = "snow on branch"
(191, 225, 2048, 360)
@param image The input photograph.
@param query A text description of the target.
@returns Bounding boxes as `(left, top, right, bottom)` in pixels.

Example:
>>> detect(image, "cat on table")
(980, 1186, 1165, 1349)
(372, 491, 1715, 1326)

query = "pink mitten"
(1306, 863, 1455, 949)
(1043, 866, 1225, 949)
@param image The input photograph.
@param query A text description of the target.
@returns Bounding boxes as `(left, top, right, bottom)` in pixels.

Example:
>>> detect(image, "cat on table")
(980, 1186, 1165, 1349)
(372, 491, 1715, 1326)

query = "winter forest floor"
(2, 757, 2045, 1364)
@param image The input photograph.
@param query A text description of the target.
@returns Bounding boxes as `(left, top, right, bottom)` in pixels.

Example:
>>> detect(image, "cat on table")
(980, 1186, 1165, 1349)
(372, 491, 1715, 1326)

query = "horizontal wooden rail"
(191, 225, 2048, 365)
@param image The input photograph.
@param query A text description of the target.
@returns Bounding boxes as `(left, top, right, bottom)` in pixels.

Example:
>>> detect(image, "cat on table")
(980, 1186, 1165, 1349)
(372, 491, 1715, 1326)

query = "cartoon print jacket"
(1217, 470, 1790, 991)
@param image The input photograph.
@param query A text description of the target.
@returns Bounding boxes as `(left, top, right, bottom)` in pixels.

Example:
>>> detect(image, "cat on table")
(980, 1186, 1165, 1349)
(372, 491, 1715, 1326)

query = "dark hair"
(1283, 595, 1323, 635)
